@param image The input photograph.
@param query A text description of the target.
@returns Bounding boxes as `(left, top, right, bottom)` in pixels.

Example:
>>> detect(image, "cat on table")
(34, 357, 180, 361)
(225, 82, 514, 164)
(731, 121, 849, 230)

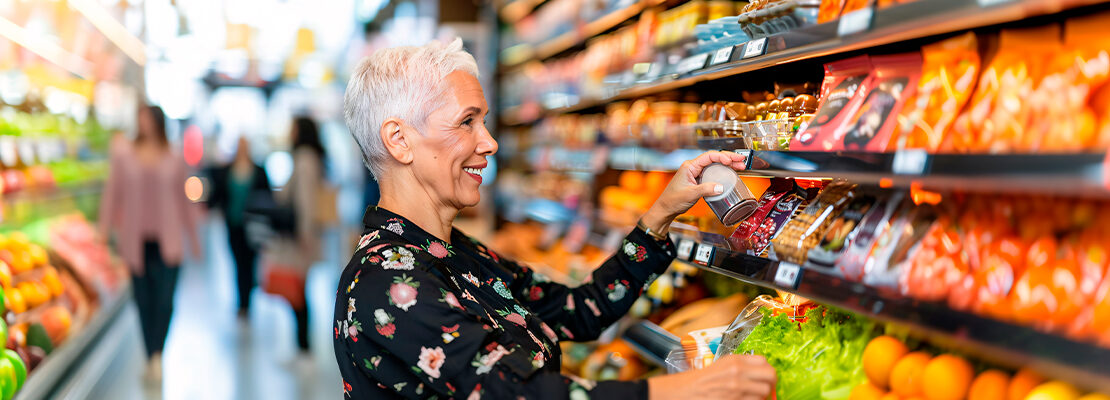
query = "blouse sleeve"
(337, 239, 651, 399)
(505, 227, 676, 341)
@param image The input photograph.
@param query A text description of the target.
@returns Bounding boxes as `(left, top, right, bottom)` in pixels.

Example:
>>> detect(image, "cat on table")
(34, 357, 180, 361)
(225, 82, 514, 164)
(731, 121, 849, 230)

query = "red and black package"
(727, 183, 793, 251)
(835, 53, 923, 151)
(793, 56, 873, 151)
(745, 190, 808, 256)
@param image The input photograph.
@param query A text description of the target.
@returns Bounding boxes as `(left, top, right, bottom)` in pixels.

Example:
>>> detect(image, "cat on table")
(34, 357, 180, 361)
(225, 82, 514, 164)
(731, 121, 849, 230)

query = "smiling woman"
(334, 39, 776, 400)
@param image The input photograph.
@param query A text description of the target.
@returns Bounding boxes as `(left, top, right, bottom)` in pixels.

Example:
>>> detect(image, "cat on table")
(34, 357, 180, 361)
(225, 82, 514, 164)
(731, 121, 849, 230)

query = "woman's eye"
(462, 117, 474, 127)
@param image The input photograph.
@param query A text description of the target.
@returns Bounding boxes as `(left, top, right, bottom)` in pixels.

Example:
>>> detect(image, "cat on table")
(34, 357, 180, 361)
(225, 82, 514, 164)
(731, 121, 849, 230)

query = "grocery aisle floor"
(98, 216, 347, 400)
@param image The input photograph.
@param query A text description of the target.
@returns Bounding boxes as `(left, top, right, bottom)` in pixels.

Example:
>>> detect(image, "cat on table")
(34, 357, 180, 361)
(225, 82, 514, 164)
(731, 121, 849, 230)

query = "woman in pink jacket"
(100, 105, 200, 381)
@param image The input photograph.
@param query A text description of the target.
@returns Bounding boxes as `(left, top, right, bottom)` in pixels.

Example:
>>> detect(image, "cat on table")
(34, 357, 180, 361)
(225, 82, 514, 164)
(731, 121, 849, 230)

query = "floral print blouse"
(333, 207, 676, 399)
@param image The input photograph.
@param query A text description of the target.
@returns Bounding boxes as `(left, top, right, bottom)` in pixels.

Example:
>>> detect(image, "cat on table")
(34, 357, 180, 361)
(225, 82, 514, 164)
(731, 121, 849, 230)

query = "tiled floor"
(93, 217, 347, 400)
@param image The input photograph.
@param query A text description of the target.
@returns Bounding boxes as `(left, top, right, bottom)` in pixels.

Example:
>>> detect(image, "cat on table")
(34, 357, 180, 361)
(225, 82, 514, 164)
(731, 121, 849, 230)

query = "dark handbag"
(243, 190, 296, 249)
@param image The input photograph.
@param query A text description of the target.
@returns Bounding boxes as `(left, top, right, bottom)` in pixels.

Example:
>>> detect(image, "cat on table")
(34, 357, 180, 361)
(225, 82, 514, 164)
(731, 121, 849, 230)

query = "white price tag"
(677, 240, 695, 260)
(742, 38, 767, 59)
(676, 53, 710, 75)
(774, 262, 802, 288)
(892, 149, 929, 175)
(977, 0, 1012, 6)
(837, 7, 874, 36)
(0, 137, 17, 168)
(711, 46, 734, 65)
(693, 244, 714, 265)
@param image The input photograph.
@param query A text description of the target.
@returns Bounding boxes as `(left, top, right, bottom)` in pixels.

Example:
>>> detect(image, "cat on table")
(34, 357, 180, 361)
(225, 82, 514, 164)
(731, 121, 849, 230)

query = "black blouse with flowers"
(333, 207, 676, 399)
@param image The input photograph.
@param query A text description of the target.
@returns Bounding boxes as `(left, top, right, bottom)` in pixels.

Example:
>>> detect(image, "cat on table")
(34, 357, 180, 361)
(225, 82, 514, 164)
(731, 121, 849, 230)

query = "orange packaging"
(893, 32, 980, 152)
(837, 53, 923, 151)
(817, 0, 846, 24)
(841, 0, 873, 15)
(949, 26, 1060, 153)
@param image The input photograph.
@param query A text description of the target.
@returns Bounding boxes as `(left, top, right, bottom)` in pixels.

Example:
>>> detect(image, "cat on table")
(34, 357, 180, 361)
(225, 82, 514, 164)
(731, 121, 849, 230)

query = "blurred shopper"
(206, 137, 272, 318)
(333, 39, 776, 400)
(100, 105, 200, 381)
(262, 116, 326, 352)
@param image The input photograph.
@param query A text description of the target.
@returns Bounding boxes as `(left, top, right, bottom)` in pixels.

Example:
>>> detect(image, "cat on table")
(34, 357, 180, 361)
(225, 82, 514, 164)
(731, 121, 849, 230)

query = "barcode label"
(742, 38, 767, 59)
(676, 53, 710, 74)
(677, 240, 695, 260)
(774, 262, 802, 288)
(892, 149, 929, 175)
(711, 46, 734, 65)
(837, 7, 874, 36)
(693, 245, 714, 265)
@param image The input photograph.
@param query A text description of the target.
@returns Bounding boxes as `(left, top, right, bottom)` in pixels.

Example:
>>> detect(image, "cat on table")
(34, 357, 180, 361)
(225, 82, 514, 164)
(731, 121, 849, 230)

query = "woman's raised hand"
(640, 151, 747, 234)
(647, 354, 777, 400)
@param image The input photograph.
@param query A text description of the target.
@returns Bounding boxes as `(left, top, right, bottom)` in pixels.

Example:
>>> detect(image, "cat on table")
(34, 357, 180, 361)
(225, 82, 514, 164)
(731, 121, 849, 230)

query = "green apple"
(2, 350, 24, 390)
(0, 320, 7, 346)
(0, 358, 16, 400)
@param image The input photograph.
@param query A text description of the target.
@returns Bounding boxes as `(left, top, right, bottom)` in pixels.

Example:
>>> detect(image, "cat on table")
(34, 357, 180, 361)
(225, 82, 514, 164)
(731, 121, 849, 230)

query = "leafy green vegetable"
(735, 306, 877, 400)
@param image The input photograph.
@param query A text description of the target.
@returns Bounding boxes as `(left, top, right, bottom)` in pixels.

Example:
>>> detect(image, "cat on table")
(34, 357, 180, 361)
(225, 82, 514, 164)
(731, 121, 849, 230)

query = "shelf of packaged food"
(622, 319, 682, 367)
(501, 0, 662, 68)
(15, 282, 130, 400)
(662, 234, 1110, 393)
(513, 0, 1106, 119)
(499, 0, 549, 23)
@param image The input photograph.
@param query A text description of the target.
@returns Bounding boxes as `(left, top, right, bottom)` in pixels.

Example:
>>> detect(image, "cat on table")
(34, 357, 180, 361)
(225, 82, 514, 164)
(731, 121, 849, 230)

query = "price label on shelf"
(976, 0, 1012, 7)
(892, 149, 929, 175)
(742, 38, 767, 59)
(837, 7, 874, 37)
(693, 244, 714, 265)
(710, 46, 735, 66)
(677, 239, 695, 260)
(676, 53, 710, 75)
(774, 262, 802, 288)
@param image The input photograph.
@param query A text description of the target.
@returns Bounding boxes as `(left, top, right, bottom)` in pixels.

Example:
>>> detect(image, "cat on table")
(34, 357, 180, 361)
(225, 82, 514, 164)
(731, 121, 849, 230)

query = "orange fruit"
(851, 381, 888, 400)
(41, 267, 63, 298)
(0, 261, 10, 288)
(1008, 368, 1045, 400)
(27, 245, 46, 267)
(39, 306, 71, 344)
(881, 394, 902, 400)
(921, 354, 974, 400)
(7, 251, 30, 274)
(864, 336, 910, 389)
(16, 282, 43, 308)
(890, 352, 932, 397)
(1078, 394, 1110, 400)
(1024, 381, 1080, 400)
(4, 290, 24, 314)
(968, 370, 1010, 400)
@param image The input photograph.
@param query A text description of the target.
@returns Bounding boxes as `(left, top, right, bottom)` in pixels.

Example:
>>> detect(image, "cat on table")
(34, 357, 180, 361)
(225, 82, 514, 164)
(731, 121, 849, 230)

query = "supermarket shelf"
(500, 0, 548, 23)
(4, 180, 105, 204)
(622, 320, 681, 367)
(532, 0, 1107, 116)
(16, 283, 130, 400)
(667, 237, 1110, 392)
(502, 0, 660, 68)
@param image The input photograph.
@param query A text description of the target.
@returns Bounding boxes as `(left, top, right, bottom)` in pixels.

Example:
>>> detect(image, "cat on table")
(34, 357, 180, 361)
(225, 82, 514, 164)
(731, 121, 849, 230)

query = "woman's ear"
(380, 118, 414, 165)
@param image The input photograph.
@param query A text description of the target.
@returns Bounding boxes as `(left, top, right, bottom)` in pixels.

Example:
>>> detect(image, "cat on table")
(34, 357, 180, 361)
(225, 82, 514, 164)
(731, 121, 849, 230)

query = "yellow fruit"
(1078, 394, 1110, 400)
(1025, 381, 1081, 400)
(17, 282, 44, 308)
(9, 252, 30, 274)
(851, 381, 888, 400)
(922, 354, 974, 400)
(1009, 368, 1045, 400)
(0, 262, 11, 288)
(968, 370, 1010, 400)
(881, 395, 902, 400)
(891, 352, 932, 397)
(8, 232, 28, 247)
(42, 267, 63, 298)
(864, 336, 910, 389)
(28, 245, 46, 267)
(4, 290, 24, 314)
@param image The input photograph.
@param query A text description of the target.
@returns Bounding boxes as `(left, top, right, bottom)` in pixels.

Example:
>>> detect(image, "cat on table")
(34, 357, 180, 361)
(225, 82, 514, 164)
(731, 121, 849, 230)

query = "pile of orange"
(0, 232, 65, 315)
(900, 195, 1110, 345)
(852, 336, 1109, 400)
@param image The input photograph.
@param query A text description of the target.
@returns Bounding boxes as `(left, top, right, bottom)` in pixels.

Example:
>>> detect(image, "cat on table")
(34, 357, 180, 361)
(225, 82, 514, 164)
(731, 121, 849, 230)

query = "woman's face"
(408, 71, 497, 209)
(137, 108, 154, 140)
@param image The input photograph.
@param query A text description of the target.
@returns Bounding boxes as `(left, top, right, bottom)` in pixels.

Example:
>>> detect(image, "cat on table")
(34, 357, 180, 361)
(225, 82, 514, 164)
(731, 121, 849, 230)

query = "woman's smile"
(463, 162, 486, 184)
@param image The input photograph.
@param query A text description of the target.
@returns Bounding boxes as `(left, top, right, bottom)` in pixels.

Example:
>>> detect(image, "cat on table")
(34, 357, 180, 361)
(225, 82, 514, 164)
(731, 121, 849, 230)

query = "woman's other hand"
(648, 354, 777, 400)
(640, 151, 747, 234)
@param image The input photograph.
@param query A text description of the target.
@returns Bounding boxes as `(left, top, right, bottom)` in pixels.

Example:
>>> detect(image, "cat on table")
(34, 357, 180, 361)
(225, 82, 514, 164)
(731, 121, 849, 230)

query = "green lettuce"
(735, 306, 876, 400)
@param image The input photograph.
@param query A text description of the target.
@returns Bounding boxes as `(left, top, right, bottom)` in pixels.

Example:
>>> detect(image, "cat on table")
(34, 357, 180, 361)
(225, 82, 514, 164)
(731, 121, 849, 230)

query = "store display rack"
(501, 0, 1107, 124)
(502, 0, 666, 68)
(615, 230, 1110, 392)
(14, 283, 130, 400)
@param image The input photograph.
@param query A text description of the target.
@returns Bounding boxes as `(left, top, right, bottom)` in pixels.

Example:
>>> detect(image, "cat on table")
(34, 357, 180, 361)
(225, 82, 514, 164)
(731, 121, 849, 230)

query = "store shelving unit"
(501, 0, 1109, 124)
(502, 0, 666, 68)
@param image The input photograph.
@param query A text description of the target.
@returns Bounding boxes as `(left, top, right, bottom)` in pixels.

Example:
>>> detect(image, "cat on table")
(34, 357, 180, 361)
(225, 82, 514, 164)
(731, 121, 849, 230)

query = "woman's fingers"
(685, 151, 747, 181)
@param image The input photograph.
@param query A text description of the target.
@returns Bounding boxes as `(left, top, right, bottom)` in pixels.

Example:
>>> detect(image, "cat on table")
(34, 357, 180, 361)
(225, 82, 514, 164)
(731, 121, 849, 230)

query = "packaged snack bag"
(727, 180, 795, 252)
(862, 199, 937, 289)
(793, 56, 873, 150)
(771, 181, 857, 264)
(817, 0, 846, 24)
(837, 191, 906, 281)
(949, 25, 1060, 153)
(893, 32, 980, 152)
(746, 190, 810, 257)
(805, 189, 890, 277)
(835, 53, 923, 151)
(1026, 12, 1110, 152)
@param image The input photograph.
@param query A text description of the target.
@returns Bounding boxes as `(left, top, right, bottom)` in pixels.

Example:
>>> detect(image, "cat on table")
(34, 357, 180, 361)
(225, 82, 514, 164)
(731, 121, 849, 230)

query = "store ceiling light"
(0, 16, 93, 79)
(69, 0, 147, 66)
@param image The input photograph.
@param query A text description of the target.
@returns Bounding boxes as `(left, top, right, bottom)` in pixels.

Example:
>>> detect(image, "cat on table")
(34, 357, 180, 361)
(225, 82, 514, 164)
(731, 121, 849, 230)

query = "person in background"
(206, 136, 272, 318)
(100, 105, 201, 381)
(263, 116, 326, 352)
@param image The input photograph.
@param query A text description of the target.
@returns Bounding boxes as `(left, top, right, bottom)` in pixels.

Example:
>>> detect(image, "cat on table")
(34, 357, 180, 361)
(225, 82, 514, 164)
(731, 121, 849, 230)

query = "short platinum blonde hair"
(344, 38, 480, 180)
